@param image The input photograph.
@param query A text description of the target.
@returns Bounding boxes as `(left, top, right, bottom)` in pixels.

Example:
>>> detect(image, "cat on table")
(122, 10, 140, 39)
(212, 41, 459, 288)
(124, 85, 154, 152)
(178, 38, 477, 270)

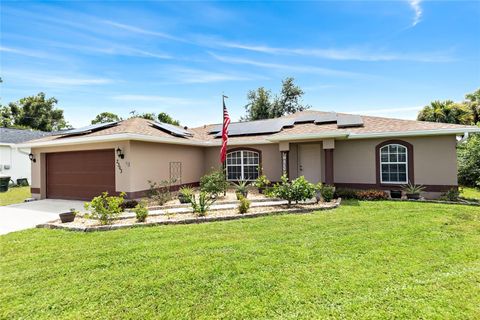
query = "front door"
(298, 144, 321, 184)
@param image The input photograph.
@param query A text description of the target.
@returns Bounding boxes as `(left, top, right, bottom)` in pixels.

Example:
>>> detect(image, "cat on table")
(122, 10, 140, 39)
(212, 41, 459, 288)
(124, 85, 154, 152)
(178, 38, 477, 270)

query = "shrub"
(190, 191, 216, 216)
(402, 181, 425, 194)
(147, 179, 174, 206)
(442, 188, 460, 202)
(254, 174, 270, 191)
(178, 186, 194, 203)
(356, 189, 388, 201)
(233, 180, 249, 199)
(334, 188, 358, 200)
(84, 192, 126, 225)
(238, 196, 251, 214)
(120, 199, 139, 210)
(458, 133, 480, 188)
(133, 201, 149, 222)
(320, 185, 335, 202)
(200, 169, 228, 196)
(272, 175, 316, 205)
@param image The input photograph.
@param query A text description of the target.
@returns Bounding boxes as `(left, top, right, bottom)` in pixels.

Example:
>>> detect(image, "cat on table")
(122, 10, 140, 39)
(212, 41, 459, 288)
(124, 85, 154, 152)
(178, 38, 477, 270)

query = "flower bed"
(37, 199, 341, 232)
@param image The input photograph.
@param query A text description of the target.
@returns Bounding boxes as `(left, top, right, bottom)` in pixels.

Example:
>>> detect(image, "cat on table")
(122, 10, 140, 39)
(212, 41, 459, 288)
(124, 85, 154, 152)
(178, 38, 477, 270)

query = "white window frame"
(226, 150, 259, 181)
(379, 144, 408, 184)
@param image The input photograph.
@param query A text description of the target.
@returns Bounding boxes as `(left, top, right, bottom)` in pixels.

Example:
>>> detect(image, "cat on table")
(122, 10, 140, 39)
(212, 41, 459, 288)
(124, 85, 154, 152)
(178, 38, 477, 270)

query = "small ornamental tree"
(273, 175, 316, 205)
(200, 169, 228, 196)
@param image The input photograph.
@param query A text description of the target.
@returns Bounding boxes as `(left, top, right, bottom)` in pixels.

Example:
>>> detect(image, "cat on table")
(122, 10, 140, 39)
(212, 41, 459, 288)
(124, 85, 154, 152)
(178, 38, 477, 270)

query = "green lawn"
(1, 201, 479, 319)
(0, 186, 31, 206)
(460, 186, 480, 201)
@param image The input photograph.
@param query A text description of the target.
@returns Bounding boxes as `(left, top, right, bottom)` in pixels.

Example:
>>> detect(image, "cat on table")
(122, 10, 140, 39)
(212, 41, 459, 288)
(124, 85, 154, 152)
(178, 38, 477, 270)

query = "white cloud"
(102, 20, 185, 42)
(408, 0, 423, 26)
(3, 70, 112, 86)
(169, 67, 258, 84)
(209, 53, 364, 78)
(217, 41, 452, 63)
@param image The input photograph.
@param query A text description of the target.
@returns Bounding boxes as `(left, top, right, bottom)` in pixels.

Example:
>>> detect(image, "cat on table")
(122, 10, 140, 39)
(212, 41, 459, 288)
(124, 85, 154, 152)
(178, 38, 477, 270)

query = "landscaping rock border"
(37, 199, 341, 232)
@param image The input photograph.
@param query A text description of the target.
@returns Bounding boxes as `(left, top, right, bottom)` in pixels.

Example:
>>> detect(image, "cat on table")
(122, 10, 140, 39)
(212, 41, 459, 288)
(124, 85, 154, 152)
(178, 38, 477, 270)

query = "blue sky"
(1, 0, 479, 128)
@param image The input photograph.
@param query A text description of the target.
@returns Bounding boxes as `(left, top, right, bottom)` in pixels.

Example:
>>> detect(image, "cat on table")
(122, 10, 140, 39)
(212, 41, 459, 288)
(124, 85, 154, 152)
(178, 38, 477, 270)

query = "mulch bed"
(37, 199, 341, 232)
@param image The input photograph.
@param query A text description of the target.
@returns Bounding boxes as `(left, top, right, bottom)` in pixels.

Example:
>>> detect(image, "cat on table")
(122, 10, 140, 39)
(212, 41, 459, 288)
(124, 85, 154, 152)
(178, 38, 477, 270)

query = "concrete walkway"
(0, 199, 85, 235)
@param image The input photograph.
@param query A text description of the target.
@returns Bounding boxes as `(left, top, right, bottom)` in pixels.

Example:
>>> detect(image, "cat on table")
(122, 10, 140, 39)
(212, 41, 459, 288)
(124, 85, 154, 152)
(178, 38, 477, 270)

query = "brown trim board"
(30, 187, 40, 194)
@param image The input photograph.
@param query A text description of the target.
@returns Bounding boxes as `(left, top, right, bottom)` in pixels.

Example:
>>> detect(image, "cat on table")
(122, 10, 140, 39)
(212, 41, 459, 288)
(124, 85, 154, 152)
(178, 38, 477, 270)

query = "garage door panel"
(46, 149, 116, 200)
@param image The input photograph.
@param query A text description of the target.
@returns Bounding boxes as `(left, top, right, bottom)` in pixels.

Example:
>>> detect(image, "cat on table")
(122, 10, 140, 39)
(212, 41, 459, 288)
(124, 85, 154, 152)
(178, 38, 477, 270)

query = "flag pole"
(222, 94, 229, 196)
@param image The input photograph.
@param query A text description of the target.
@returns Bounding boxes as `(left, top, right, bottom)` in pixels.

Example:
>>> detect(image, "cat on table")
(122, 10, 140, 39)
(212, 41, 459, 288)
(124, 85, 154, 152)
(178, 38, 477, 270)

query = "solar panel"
(151, 121, 193, 138)
(208, 125, 222, 134)
(61, 121, 119, 136)
(209, 112, 363, 137)
(337, 114, 364, 128)
(314, 113, 338, 124)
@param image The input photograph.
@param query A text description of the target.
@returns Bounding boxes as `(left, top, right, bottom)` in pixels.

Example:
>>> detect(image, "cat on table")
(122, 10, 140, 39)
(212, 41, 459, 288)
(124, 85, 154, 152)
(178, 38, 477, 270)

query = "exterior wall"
(29, 134, 458, 200)
(204, 144, 283, 182)
(31, 141, 131, 199)
(0, 145, 31, 183)
(128, 141, 204, 194)
(334, 135, 458, 189)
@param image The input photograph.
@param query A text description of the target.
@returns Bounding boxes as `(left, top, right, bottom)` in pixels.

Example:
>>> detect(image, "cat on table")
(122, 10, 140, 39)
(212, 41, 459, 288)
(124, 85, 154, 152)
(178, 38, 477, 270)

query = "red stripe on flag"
(220, 101, 231, 163)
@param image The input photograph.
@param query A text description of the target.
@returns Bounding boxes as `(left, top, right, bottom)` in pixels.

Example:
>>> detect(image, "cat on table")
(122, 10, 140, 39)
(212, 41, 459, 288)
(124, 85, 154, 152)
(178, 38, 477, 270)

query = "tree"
(129, 111, 156, 120)
(0, 92, 68, 131)
(241, 87, 272, 121)
(465, 88, 480, 125)
(457, 133, 480, 188)
(417, 100, 473, 125)
(242, 77, 309, 121)
(91, 112, 121, 124)
(271, 77, 309, 118)
(157, 112, 180, 126)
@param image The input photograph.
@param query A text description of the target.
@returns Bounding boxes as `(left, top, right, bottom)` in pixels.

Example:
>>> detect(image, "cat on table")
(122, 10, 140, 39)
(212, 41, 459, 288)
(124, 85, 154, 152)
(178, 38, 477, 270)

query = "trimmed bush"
(320, 185, 335, 202)
(356, 189, 388, 201)
(238, 196, 251, 214)
(334, 188, 358, 200)
(133, 201, 148, 222)
(84, 192, 126, 225)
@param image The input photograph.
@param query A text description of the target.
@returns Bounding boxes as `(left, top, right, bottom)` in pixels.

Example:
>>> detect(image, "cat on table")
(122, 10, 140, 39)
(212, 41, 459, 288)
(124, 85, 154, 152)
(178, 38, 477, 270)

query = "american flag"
(220, 96, 231, 163)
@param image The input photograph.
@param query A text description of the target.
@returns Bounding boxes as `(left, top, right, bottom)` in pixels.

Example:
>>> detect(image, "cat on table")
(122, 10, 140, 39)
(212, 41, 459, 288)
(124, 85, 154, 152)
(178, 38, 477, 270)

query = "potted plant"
(178, 186, 194, 204)
(59, 208, 77, 223)
(390, 190, 402, 199)
(402, 182, 425, 200)
(254, 175, 270, 194)
(233, 181, 249, 200)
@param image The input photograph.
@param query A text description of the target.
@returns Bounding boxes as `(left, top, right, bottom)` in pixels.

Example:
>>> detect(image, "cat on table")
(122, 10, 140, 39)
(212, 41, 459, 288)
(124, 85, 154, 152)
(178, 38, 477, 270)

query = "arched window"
(226, 150, 260, 181)
(380, 144, 408, 183)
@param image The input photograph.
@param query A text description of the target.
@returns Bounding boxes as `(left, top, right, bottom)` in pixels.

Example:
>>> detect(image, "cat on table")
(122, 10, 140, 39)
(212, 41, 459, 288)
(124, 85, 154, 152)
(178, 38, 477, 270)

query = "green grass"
(0, 186, 30, 206)
(460, 186, 480, 201)
(1, 201, 479, 319)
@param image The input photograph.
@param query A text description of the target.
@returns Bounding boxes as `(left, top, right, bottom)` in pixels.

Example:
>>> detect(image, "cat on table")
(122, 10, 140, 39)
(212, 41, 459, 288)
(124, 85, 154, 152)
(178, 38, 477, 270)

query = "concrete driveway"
(0, 199, 86, 235)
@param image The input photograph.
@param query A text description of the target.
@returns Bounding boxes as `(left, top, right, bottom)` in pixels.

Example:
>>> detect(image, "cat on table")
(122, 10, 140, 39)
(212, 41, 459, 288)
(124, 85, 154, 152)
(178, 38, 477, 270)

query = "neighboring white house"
(0, 128, 50, 184)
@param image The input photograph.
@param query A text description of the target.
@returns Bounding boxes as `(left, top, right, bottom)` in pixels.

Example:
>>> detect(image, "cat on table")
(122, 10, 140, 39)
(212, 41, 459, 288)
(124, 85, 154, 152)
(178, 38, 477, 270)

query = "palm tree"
(417, 100, 473, 125)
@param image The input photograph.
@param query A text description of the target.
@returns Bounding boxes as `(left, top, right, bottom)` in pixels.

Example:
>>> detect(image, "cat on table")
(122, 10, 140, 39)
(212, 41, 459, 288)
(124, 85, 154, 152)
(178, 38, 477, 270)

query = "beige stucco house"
(18, 110, 480, 200)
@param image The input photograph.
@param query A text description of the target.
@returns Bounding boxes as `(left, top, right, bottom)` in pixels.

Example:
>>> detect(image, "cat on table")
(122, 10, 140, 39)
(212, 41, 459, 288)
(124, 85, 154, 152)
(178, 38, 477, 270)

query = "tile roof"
(22, 110, 479, 146)
(0, 127, 51, 144)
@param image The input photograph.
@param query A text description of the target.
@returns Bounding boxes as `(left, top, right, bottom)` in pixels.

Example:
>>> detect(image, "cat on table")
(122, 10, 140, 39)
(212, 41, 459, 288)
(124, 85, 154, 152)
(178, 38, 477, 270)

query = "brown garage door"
(46, 149, 116, 200)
